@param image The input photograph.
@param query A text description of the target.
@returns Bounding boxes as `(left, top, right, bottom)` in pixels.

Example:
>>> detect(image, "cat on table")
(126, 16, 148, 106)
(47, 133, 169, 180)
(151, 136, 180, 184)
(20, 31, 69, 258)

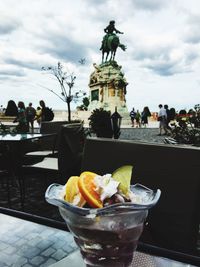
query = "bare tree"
(42, 62, 85, 122)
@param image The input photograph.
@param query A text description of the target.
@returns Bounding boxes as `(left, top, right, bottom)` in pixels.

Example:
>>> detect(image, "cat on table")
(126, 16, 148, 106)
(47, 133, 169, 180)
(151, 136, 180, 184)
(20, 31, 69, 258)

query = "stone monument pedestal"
(88, 61, 128, 113)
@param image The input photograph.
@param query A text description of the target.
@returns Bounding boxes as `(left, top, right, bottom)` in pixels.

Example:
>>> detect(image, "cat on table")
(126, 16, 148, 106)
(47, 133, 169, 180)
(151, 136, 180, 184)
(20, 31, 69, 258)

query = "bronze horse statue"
(101, 35, 126, 63)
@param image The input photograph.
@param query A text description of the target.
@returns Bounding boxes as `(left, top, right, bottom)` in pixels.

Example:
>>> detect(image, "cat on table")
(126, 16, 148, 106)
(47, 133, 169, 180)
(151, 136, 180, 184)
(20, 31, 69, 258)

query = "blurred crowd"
(130, 104, 200, 135)
(0, 100, 54, 133)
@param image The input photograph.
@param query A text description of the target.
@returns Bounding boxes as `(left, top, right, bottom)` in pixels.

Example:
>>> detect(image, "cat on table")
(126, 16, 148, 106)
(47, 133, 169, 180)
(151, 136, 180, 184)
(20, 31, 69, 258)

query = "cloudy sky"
(0, 0, 200, 112)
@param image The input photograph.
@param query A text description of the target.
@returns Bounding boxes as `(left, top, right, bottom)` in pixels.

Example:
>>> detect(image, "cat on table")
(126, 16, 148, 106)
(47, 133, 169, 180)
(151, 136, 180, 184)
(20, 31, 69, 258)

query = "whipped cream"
(72, 194, 82, 206)
(93, 174, 120, 202)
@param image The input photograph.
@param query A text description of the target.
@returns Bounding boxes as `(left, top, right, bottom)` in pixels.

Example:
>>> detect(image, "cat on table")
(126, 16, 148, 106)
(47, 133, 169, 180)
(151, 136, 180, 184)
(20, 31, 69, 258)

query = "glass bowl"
(46, 183, 161, 267)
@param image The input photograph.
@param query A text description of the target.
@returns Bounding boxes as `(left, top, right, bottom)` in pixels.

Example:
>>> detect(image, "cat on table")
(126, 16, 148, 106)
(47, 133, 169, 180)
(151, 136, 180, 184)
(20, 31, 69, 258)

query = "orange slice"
(78, 171, 103, 208)
(64, 176, 86, 207)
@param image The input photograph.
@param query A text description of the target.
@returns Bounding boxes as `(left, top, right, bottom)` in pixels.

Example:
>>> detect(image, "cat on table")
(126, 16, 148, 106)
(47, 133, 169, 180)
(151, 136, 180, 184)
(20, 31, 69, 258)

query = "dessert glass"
(46, 183, 160, 267)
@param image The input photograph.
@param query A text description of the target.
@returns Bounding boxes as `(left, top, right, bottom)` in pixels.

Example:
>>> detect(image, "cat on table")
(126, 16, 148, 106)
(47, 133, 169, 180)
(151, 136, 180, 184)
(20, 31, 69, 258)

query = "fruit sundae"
(46, 165, 160, 267)
(63, 165, 143, 209)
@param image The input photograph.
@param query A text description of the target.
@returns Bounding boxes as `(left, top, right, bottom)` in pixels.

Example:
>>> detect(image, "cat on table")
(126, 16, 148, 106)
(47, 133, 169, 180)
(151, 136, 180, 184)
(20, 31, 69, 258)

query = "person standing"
(37, 100, 54, 122)
(35, 106, 42, 127)
(130, 108, 136, 127)
(158, 104, 167, 135)
(32, 101, 45, 128)
(164, 104, 171, 131)
(39, 100, 46, 122)
(26, 102, 36, 132)
(141, 106, 151, 127)
(0, 105, 4, 114)
(5, 100, 18, 116)
(135, 110, 141, 128)
(14, 101, 28, 133)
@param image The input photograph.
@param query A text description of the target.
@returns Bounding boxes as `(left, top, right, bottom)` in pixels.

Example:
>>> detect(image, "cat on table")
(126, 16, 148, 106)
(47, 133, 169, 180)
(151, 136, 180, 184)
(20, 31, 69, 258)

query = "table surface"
(50, 248, 197, 267)
(0, 213, 198, 267)
(0, 213, 77, 267)
(0, 133, 51, 142)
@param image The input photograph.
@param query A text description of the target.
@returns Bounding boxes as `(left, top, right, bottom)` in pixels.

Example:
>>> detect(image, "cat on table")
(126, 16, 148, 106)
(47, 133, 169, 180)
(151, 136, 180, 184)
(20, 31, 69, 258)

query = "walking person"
(130, 108, 136, 127)
(157, 104, 167, 135)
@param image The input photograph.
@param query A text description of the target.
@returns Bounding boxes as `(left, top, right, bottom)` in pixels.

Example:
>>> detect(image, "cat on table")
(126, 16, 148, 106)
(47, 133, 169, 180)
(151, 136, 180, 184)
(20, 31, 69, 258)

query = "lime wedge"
(112, 165, 133, 195)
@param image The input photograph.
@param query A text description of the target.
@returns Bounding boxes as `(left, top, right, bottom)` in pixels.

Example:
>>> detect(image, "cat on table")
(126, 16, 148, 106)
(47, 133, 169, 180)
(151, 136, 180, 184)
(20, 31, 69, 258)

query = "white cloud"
(0, 14, 21, 34)
(0, 0, 199, 112)
(184, 26, 200, 44)
(0, 65, 26, 78)
(133, 0, 169, 11)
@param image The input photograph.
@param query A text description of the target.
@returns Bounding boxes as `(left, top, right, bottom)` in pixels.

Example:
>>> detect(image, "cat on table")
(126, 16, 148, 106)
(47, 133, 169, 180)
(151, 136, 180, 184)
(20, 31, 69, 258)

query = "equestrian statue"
(100, 20, 126, 63)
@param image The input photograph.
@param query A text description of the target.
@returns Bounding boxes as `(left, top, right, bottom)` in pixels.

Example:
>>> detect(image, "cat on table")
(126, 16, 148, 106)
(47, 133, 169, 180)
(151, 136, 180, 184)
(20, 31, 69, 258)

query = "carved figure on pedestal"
(100, 21, 126, 63)
(89, 63, 103, 85)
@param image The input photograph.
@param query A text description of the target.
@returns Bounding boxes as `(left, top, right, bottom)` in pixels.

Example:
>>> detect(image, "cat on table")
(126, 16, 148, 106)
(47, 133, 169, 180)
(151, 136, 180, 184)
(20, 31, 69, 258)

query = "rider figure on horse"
(100, 20, 124, 50)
